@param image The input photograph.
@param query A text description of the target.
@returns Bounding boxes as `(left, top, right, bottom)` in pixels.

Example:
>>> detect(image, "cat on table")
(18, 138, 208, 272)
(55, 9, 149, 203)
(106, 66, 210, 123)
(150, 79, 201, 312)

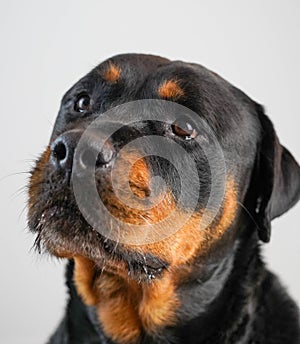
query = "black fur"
(28, 54, 300, 344)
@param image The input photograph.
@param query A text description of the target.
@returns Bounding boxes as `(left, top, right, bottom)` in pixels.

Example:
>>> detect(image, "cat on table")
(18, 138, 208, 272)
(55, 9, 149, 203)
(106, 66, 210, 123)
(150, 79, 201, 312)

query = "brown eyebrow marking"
(103, 61, 121, 83)
(158, 80, 184, 100)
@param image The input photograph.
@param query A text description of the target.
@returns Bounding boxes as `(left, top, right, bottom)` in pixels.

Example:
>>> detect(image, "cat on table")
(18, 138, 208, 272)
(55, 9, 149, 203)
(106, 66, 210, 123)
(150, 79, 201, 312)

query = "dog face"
(28, 54, 300, 281)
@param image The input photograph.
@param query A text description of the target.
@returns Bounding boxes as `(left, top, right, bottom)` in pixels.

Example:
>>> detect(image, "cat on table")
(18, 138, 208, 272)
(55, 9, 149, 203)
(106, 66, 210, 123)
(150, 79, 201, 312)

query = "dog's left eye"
(171, 119, 197, 140)
(74, 94, 91, 113)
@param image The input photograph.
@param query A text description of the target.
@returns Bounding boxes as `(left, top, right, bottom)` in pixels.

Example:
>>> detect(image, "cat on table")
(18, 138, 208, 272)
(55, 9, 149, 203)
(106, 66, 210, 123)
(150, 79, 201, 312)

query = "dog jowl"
(28, 54, 300, 344)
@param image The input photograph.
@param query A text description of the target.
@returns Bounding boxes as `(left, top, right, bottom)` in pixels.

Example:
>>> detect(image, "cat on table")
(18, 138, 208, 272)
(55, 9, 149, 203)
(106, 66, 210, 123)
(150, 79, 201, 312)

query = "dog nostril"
(96, 148, 113, 167)
(50, 130, 84, 172)
(53, 141, 67, 162)
(79, 145, 114, 169)
(80, 149, 96, 169)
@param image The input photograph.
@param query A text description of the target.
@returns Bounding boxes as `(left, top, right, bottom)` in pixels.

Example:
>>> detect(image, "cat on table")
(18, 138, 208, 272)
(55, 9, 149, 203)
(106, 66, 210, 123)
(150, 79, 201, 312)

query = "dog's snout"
(50, 129, 114, 173)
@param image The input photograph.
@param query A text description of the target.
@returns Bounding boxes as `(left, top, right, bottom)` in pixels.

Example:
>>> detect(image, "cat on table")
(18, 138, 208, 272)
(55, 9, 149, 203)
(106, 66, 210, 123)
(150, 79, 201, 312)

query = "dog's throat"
(73, 255, 179, 344)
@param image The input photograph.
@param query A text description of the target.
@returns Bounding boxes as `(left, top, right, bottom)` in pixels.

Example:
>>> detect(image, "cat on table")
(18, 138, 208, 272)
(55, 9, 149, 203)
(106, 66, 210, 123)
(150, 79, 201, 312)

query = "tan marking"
(158, 80, 184, 100)
(73, 255, 98, 306)
(83, 268, 178, 344)
(72, 253, 176, 343)
(103, 62, 121, 82)
(138, 273, 178, 332)
(101, 150, 176, 226)
(96, 273, 142, 343)
(129, 158, 151, 199)
(135, 177, 238, 266)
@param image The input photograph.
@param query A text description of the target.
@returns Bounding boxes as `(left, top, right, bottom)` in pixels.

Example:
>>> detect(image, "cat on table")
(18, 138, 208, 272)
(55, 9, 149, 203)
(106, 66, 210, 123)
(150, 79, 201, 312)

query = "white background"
(0, 1, 299, 343)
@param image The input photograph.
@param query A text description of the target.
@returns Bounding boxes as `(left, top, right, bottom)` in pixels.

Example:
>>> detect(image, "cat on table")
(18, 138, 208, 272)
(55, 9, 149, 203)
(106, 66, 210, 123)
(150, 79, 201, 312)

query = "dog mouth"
(29, 198, 169, 281)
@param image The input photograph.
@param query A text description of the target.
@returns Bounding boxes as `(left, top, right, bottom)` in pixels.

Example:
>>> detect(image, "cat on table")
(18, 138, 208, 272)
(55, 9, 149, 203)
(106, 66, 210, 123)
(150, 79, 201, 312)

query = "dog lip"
(30, 205, 60, 232)
(41, 206, 59, 219)
(30, 201, 169, 278)
(38, 204, 78, 227)
(142, 260, 167, 271)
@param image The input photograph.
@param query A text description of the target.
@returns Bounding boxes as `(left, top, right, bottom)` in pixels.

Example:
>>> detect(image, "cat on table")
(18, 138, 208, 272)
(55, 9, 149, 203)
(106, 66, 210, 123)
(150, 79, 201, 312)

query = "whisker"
(10, 185, 28, 199)
(236, 200, 262, 233)
(0, 170, 31, 183)
(112, 223, 120, 255)
(19, 204, 28, 221)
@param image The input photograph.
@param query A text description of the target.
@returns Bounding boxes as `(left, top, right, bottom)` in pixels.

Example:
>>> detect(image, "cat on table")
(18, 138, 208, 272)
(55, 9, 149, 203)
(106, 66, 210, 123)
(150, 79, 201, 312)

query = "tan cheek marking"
(129, 158, 151, 199)
(134, 177, 238, 266)
(158, 80, 184, 100)
(101, 151, 176, 226)
(103, 62, 121, 82)
(101, 188, 175, 227)
(28, 146, 51, 211)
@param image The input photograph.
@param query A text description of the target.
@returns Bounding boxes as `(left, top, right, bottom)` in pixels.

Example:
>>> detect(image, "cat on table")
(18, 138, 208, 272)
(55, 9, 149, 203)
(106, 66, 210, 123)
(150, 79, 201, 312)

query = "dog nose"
(50, 130, 114, 172)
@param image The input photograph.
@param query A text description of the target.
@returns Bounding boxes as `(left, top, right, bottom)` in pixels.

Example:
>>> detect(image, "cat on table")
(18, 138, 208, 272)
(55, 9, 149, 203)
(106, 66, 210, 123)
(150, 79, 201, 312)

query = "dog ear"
(253, 104, 300, 242)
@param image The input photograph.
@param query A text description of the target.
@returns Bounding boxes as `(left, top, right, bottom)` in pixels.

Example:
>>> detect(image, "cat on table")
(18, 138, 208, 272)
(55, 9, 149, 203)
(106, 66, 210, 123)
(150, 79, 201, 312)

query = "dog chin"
(30, 206, 167, 281)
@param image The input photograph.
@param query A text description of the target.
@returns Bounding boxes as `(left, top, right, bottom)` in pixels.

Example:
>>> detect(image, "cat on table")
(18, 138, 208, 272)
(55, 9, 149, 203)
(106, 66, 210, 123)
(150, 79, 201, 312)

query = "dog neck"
(67, 225, 263, 344)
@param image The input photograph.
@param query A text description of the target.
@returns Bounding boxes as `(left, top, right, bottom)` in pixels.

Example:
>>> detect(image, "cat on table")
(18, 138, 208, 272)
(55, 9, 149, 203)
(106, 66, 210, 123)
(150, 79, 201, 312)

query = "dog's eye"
(171, 119, 197, 140)
(74, 94, 91, 113)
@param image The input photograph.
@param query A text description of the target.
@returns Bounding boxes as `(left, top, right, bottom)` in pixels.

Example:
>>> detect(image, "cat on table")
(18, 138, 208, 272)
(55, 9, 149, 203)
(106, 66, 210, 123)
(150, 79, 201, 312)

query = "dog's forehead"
(57, 55, 260, 146)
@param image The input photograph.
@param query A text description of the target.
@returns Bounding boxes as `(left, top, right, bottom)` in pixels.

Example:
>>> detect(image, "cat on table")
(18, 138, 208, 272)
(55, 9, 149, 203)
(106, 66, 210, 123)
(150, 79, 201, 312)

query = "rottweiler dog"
(28, 54, 300, 344)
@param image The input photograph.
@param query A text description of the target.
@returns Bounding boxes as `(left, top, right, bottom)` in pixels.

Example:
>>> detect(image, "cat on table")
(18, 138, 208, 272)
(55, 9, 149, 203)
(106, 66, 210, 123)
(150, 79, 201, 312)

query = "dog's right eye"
(74, 94, 91, 113)
(171, 118, 198, 140)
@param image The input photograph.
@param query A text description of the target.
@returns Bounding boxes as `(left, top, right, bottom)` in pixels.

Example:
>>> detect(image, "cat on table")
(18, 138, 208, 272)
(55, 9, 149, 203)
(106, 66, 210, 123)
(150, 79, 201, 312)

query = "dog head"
(28, 53, 300, 280)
